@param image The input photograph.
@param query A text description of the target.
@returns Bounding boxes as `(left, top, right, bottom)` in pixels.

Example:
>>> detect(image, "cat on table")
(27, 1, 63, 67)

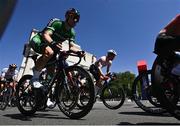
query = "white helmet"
(107, 49, 117, 56)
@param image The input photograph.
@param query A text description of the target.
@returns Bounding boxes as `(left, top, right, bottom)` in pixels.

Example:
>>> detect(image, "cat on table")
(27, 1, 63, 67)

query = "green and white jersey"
(45, 18, 76, 42)
(30, 18, 76, 53)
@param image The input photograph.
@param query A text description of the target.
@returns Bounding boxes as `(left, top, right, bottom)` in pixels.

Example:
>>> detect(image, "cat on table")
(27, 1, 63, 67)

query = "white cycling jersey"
(95, 56, 112, 69)
(1, 68, 18, 81)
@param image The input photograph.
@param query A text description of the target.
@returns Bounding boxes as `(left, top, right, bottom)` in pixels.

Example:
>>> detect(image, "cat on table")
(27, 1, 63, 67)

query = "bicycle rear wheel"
(0, 88, 9, 110)
(132, 70, 166, 114)
(57, 66, 95, 119)
(16, 75, 37, 116)
(101, 83, 125, 109)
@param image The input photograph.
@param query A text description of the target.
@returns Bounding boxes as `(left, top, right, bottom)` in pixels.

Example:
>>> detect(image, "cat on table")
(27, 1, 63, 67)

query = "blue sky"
(0, 0, 180, 75)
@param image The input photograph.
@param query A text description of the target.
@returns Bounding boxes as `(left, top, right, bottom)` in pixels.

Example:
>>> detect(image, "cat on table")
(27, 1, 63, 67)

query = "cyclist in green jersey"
(29, 8, 84, 107)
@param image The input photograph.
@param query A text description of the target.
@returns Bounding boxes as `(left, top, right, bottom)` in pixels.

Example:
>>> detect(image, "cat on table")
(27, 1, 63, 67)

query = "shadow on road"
(117, 122, 180, 125)
(3, 113, 32, 121)
(119, 111, 171, 117)
(3, 112, 85, 121)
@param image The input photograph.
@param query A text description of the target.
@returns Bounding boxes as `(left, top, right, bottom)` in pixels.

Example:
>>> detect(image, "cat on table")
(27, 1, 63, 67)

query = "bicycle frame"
(33, 51, 83, 104)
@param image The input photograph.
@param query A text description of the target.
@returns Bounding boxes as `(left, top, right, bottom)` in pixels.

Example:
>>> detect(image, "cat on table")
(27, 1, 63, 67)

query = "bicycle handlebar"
(102, 72, 117, 81)
(58, 50, 85, 66)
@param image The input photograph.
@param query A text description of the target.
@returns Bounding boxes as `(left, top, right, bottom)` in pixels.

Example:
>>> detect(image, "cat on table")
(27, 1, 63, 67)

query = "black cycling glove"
(77, 51, 85, 56)
(49, 41, 59, 52)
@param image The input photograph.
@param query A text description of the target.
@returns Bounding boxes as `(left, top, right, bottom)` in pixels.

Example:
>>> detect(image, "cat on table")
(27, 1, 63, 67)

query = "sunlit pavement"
(0, 99, 179, 125)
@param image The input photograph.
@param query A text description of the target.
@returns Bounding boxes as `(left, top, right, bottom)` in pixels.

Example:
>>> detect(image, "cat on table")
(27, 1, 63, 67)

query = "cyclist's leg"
(94, 77, 102, 96)
(35, 46, 54, 71)
(30, 36, 54, 87)
(45, 65, 56, 107)
(10, 81, 17, 98)
(8, 82, 14, 105)
(0, 82, 4, 94)
(89, 65, 102, 96)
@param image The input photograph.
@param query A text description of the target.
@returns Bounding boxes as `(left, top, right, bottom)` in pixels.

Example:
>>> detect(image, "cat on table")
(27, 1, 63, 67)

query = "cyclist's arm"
(1, 72, 5, 78)
(96, 59, 104, 77)
(12, 71, 18, 82)
(1, 74, 6, 81)
(1, 70, 6, 79)
(42, 29, 54, 44)
(69, 41, 82, 52)
(106, 61, 112, 75)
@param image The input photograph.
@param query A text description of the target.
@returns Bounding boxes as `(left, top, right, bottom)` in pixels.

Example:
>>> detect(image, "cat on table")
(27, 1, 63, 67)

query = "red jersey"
(163, 14, 180, 36)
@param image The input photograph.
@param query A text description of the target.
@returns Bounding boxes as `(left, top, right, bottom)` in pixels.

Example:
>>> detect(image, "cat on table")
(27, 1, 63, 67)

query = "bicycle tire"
(101, 84, 125, 110)
(57, 66, 95, 119)
(132, 70, 166, 114)
(151, 56, 180, 120)
(0, 88, 9, 110)
(16, 75, 37, 116)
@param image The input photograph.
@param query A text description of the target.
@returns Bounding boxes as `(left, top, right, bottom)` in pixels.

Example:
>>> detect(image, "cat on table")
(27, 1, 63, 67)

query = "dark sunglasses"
(69, 14, 79, 23)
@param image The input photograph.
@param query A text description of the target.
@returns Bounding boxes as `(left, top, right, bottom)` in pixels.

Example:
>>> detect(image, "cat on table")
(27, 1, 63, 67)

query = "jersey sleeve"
(96, 57, 103, 68)
(45, 19, 63, 33)
(69, 29, 76, 43)
(1, 68, 8, 77)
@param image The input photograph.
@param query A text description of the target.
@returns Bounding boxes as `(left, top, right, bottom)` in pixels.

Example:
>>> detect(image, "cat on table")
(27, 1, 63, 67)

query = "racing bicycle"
(78, 72, 125, 110)
(16, 50, 95, 119)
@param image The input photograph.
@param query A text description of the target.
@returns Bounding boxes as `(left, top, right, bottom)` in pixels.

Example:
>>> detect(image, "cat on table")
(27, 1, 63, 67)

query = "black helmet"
(65, 8, 80, 22)
(9, 64, 17, 69)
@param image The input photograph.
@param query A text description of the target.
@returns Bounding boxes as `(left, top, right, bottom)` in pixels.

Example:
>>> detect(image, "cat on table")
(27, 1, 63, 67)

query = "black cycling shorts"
(89, 64, 100, 81)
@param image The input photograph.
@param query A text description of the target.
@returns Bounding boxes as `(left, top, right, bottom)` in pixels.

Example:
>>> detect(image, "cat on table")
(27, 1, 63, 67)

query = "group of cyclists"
(0, 64, 18, 106)
(1, 8, 180, 119)
(0, 8, 117, 108)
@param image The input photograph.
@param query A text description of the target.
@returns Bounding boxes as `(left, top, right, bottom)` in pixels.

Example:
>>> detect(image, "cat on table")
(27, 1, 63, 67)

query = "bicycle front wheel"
(101, 83, 125, 109)
(0, 88, 9, 110)
(57, 66, 95, 119)
(16, 75, 37, 116)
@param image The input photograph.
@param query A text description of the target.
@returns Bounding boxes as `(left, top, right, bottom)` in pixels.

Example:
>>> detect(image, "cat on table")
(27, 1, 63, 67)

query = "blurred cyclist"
(154, 14, 180, 76)
(89, 49, 117, 97)
(0, 64, 18, 97)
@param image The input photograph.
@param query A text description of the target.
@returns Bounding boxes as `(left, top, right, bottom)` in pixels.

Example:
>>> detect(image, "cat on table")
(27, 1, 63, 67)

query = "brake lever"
(83, 56, 86, 61)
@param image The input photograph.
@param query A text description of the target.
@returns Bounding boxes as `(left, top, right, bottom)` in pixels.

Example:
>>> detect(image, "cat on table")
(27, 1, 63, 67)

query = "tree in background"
(109, 71, 136, 99)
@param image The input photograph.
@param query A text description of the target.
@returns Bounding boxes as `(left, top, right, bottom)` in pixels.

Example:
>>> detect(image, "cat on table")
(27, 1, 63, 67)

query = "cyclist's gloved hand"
(102, 75, 109, 81)
(106, 72, 111, 77)
(49, 41, 60, 53)
(77, 51, 85, 57)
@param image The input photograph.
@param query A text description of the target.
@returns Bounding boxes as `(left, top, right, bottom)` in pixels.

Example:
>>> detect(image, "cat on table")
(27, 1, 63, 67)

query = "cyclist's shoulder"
(100, 56, 106, 60)
(47, 18, 63, 27)
(2, 68, 8, 72)
(96, 56, 106, 63)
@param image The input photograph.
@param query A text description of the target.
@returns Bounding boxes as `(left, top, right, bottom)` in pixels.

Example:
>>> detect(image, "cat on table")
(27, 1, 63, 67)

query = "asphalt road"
(0, 100, 180, 125)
